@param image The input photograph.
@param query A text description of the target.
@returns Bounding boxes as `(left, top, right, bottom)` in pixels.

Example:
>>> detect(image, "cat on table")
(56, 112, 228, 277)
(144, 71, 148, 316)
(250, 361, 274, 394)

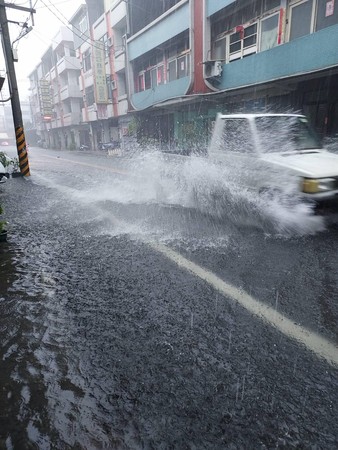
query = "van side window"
(222, 119, 254, 153)
(255, 116, 321, 152)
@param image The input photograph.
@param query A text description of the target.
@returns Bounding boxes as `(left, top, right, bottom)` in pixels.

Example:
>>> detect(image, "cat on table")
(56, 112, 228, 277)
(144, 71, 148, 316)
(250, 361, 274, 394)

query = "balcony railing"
(57, 56, 80, 74)
(60, 85, 82, 101)
(63, 112, 81, 126)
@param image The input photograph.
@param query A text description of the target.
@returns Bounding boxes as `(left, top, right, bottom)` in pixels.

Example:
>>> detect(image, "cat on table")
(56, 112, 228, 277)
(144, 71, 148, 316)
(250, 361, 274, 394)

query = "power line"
(38, 0, 106, 51)
(36, 0, 79, 8)
(11, 0, 38, 43)
(31, 29, 82, 71)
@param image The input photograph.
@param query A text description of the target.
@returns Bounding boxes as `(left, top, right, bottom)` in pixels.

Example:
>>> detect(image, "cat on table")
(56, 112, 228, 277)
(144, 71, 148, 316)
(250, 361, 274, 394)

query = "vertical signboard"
(39, 79, 53, 121)
(93, 41, 108, 104)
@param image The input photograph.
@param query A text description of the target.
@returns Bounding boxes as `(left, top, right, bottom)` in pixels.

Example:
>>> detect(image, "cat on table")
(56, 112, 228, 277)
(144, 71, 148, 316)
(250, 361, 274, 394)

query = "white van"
(208, 113, 338, 212)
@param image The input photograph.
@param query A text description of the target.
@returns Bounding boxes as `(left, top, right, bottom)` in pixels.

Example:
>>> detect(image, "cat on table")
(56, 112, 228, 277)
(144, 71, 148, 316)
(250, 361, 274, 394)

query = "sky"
(1, 0, 84, 100)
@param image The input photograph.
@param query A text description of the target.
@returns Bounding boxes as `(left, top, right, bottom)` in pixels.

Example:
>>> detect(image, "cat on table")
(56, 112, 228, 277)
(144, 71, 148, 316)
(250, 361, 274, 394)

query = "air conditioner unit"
(206, 60, 223, 78)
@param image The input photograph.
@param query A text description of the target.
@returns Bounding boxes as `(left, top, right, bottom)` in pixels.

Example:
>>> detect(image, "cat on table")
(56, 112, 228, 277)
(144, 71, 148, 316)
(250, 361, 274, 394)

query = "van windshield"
(255, 116, 322, 153)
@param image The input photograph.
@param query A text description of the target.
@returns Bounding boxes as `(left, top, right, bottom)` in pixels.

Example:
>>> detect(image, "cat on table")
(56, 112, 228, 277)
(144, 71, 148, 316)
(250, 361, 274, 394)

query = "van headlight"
(302, 178, 336, 193)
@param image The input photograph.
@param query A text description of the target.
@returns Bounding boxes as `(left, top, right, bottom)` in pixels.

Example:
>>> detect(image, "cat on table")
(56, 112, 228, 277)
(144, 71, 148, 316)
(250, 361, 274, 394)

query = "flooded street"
(0, 147, 338, 449)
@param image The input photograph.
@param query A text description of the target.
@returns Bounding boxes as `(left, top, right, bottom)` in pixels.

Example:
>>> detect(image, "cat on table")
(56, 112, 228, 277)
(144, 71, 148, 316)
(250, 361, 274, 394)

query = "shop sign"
(93, 41, 108, 104)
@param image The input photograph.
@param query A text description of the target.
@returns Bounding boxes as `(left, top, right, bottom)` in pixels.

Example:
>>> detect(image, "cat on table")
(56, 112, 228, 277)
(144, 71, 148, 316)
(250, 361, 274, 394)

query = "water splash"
(109, 150, 325, 237)
(35, 148, 326, 239)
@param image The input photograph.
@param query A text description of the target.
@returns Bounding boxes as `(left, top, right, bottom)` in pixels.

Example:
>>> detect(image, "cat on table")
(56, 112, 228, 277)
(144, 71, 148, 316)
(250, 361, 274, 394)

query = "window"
(243, 24, 258, 53)
(315, 0, 338, 31)
(143, 65, 165, 89)
(114, 22, 127, 54)
(82, 49, 91, 72)
(150, 68, 157, 88)
(85, 85, 95, 106)
(117, 72, 126, 96)
(288, 0, 338, 40)
(138, 73, 145, 91)
(229, 31, 242, 60)
(289, 0, 313, 41)
(106, 76, 112, 100)
(177, 55, 187, 78)
(100, 34, 109, 59)
(213, 38, 226, 60)
(255, 116, 321, 152)
(79, 16, 88, 34)
(221, 119, 254, 153)
(260, 13, 279, 51)
(144, 70, 151, 90)
(263, 0, 281, 12)
(167, 55, 189, 81)
(229, 23, 257, 61)
(168, 59, 177, 82)
(157, 65, 164, 85)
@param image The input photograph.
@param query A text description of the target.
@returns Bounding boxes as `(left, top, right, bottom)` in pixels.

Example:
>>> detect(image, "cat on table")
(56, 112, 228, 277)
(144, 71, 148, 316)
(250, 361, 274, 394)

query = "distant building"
(70, 0, 129, 150)
(125, 0, 338, 147)
(28, 27, 83, 149)
(28, 0, 338, 151)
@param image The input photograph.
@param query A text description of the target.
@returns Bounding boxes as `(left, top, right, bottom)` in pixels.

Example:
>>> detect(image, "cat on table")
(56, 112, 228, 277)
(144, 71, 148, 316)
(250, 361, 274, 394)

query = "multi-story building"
(28, 27, 83, 149)
(71, 1, 104, 150)
(204, 0, 338, 137)
(70, 0, 129, 150)
(28, 0, 338, 151)
(28, 63, 43, 140)
(125, 0, 338, 148)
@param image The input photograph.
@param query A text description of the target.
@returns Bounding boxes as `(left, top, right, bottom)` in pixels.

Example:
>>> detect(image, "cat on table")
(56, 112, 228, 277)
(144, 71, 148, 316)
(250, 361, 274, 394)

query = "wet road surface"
(0, 147, 338, 449)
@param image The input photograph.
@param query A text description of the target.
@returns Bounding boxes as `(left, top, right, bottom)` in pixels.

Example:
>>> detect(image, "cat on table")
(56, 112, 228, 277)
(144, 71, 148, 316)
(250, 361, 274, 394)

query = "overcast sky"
(1, 0, 84, 100)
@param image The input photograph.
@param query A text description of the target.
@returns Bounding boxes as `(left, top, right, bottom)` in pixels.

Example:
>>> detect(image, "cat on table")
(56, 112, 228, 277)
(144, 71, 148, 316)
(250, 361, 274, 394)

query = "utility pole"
(0, 1, 36, 176)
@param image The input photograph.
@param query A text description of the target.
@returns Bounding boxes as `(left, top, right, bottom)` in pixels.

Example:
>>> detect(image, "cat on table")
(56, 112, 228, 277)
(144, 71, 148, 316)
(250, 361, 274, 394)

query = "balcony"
(118, 97, 128, 116)
(30, 86, 38, 96)
(63, 112, 81, 126)
(130, 76, 190, 110)
(114, 51, 125, 71)
(49, 67, 57, 80)
(57, 56, 80, 74)
(215, 24, 338, 92)
(82, 106, 97, 122)
(51, 118, 63, 128)
(60, 84, 82, 101)
(79, 71, 94, 90)
(53, 92, 59, 104)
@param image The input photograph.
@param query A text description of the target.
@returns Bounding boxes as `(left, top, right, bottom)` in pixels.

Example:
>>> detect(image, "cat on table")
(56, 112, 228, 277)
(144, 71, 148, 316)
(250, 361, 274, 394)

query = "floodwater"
(0, 146, 338, 449)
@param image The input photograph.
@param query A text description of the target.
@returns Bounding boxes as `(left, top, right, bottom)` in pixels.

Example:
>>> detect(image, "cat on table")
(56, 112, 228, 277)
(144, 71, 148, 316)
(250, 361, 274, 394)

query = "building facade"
(29, 0, 338, 151)
(28, 27, 83, 149)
